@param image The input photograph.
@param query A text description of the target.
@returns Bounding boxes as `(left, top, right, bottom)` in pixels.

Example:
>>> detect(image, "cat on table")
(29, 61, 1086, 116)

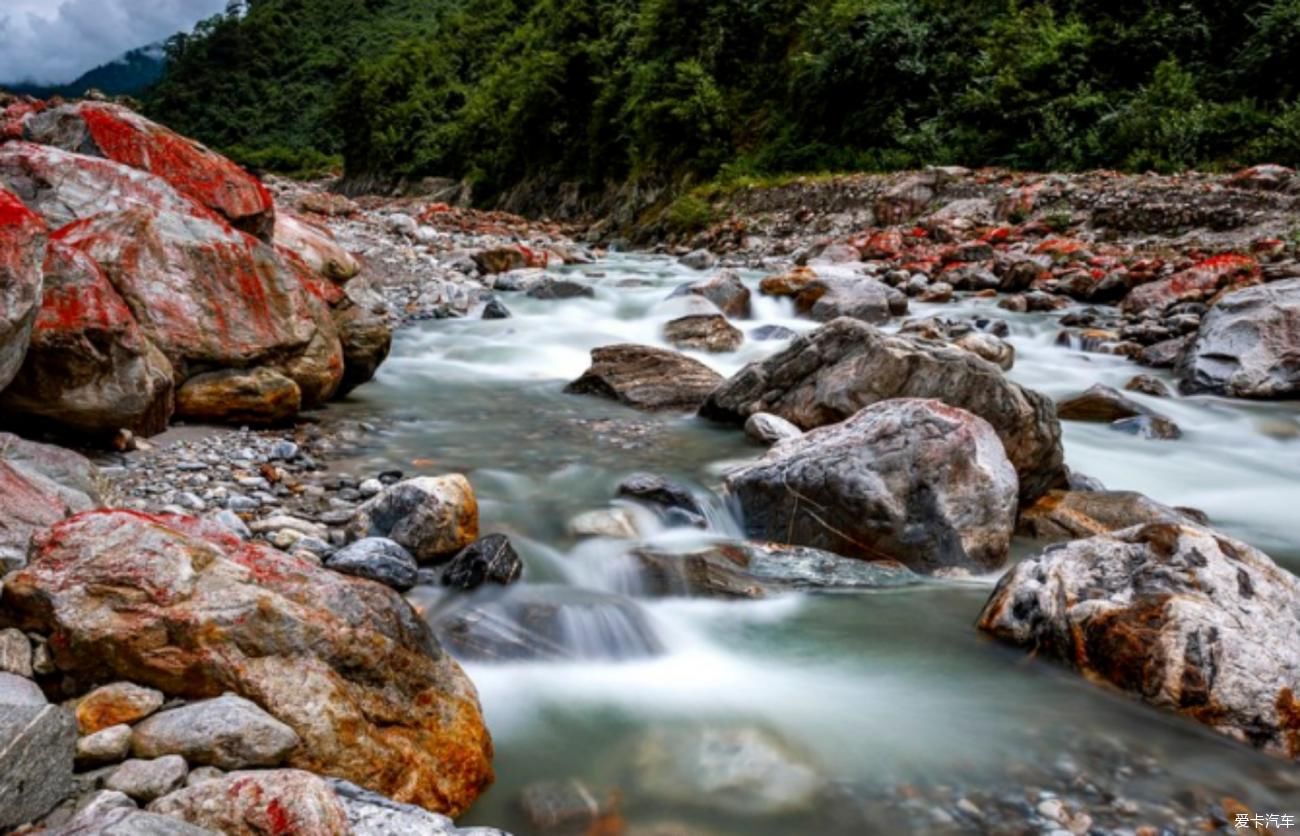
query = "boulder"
(526, 277, 595, 300)
(175, 367, 301, 426)
(723, 399, 1018, 573)
(1112, 414, 1183, 440)
(1178, 278, 1300, 399)
(798, 276, 908, 324)
(76, 682, 164, 734)
(1017, 490, 1199, 543)
(330, 778, 503, 836)
(1121, 254, 1259, 315)
(23, 102, 275, 238)
(0, 703, 77, 830)
(1, 511, 493, 814)
(103, 755, 189, 802)
(668, 270, 752, 318)
(0, 185, 45, 392)
(148, 769, 350, 835)
(347, 476, 480, 564)
(442, 534, 523, 591)
(978, 523, 1300, 759)
(678, 249, 717, 271)
(743, 412, 802, 445)
(273, 213, 360, 282)
(325, 537, 420, 591)
(1056, 384, 1148, 422)
(0, 432, 101, 573)
(700, 318, 1065, 502)
(332, 278, 393, 395)
(130, 694, 300, 770)
(662, 314, 744, 353)
(0, 241, 174, 437)
(565, 344, 724, 411)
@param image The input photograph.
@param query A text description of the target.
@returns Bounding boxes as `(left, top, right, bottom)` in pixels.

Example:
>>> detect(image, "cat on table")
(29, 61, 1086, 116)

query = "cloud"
(0, 0, 229, 85)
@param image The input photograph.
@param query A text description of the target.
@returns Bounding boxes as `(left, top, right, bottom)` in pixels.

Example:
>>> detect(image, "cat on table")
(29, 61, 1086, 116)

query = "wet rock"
(175, 367, 301, 426)
(0, 627, 32, 676)
(1056, 384, 1148, 422)
(325, 537, 420, 591)
(442, 534, 523, 590)
(519, 780, 620, 835)
(76, 724, 133, 767)
(76, 683, 165, 735)
(954, 331, 1014, 371)
(147, 769, 350, 835)
(24, 101, 274, 238)
(663, 314, 744, 353)
(678, 249, 717, 271)
(332, 278, 392, 396)
(0, 186, 46, 393)
(1139, 336, 1190, 369)
(1178, 278, 1300, 399)
(274, 213, 360, 282)
(0, 432, 102, 572)
(723, 399, 1018, 573)
(743, 412, 802, 445)
(668, 270, 752, 318)
(632, 725, 824, 816)
(130, 694, 300, 770)
(1124, 375, 1171, 397)
(751, 324, 796, 341)
(1112, 414, 1183, 440)
(616, 473, 704, 518)
(0, 242, 175, 438)
(426, 584, 663, 662)
(0, 703, 76, 829)
(778, 275, 907, 324)
(480, 296, 512, 319)
(329, 778, 497, 836)
(527, 278, 596, 300)
(568, 507, 640, 539)
(701, 318, 1064, 503)
(565, 344, 724, 411)
(631, 542, 920, 599)
(103, 756, 188, 803)
(978, 523, 1300, 759)
(346, 475, 480, 564)
(1017, 490, 1199, 543)
(3, 511, 493, 814)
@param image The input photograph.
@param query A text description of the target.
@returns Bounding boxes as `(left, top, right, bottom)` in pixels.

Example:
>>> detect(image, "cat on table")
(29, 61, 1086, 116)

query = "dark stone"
(0, 704, 76, 830)
(480, 297, 512, 320)
(324, 537, 419, 591)
(442, 534, 523, 591)
(751, 324, 797, 341)
(1056, 384, 1148, 422)
(1112, 415, 1183, 440)
(1124, 375, 1171, 397)
(527, 279, 595, 300)
(616, 473, 704, 518)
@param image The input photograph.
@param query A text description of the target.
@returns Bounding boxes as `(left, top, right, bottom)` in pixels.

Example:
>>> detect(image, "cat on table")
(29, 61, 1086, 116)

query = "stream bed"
(334, 254, 1300, 834)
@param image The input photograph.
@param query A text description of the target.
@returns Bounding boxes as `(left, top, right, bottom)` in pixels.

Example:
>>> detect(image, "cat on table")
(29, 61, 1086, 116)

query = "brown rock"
(668, 270, 752, 318)
(662, 314, 743, 353)
(1056, 384, 1148, 422)
(566, 344, 724, 411)
(176, 367, 302, 426)
(75, 682, 165, 735)
(1017, 490, 1198, 543)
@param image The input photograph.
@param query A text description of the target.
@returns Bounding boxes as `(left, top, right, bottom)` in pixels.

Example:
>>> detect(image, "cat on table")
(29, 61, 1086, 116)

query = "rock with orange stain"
(176, 367, 302, 427)
(0, 431, 101, 573)
(75, 682, 165, 734)
(23, 101, 275, 239)
(0, 185, 45, 392)
(758, 266, 816, 297)
(979, 523, 1300, 760)
(2, 510, 494, 815)
(346, 475, 480, 565)
(148, 769, 350, 835)
(0, 241, 174, 438)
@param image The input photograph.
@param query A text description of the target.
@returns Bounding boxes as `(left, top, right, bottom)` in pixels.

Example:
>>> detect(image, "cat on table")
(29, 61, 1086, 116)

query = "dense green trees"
(147, 0, 1300, 197)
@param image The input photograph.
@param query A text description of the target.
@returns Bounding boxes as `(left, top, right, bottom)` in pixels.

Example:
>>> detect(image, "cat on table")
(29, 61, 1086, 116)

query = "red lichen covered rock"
(1, 99, 45, 142)
(24, 101, 275, 239)
(148, 769, 350, 835)
(0, 142, 222, 229)
(0, 432, 101, 573)
(0, 241, 174, 437)
(1121, 254, 1260, 315)
(274, 213, 360, 282)
(2, 510, 495, 815)
(0, 185, 46, 391)
(52, 206, 325, 387)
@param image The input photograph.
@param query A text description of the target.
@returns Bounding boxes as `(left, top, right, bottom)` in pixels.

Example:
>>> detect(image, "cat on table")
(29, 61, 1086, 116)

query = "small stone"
(130, 694, 300, 770)
(568, 508, 640, 540)
(744, 412, 802, 445)
(186, 766, 225, 787)
(77, 723, 133, 767)
(481, 297, 512, 319)
(359, 478, 383, 498)
(1112, 415, 1183, 440)
(442, 534, 523, 590)
(1124, 374, 1171, 397)
(527, 278, 596, 300)
(31, 641, 54, 675)
(0, 628, 33, 677)
(270, 440, 300, 461)
(325, 537, 419, 590)
(76, 682, 165, 735)
(104, 755, 189, 803)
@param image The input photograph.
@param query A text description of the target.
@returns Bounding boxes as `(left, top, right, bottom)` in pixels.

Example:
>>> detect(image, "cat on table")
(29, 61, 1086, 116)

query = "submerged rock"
(978, 523, 1300, 759)
(723, 399, 1018, 573)
(1178, 278, 1300, 399)
(566, 344, 724, 411)
(700, 318, 1065, 503)
(527, 278, 596, 300)
(1056, 384, 1149, 422)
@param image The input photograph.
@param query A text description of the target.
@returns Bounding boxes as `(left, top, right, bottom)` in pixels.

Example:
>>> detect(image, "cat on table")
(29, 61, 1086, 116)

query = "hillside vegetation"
(148, 0, 1300, 197)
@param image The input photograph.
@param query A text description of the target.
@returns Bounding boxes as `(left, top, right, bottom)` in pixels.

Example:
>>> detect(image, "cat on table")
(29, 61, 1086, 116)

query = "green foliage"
(663, 193, 718, 234)
(146, 0, 1300, 196)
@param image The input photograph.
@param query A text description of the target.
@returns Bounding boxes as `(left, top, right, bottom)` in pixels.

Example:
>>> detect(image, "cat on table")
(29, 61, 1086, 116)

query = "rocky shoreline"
(2, 92, 1300, 835)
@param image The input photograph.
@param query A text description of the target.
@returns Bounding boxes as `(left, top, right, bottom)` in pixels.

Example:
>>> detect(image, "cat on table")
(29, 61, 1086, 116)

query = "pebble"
(103, 755, 189, 802)
(0, 627, 33, 677)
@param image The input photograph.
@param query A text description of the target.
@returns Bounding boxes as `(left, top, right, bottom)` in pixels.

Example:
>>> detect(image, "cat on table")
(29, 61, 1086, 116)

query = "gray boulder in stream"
(723, 398, 1018, 573)
(565, 344, 723, 411)
(1178, 278, 1300, 399)
(700, 317, 1065, 503)
(979, 522, 1300, 760)
(668, 269, 751, 318)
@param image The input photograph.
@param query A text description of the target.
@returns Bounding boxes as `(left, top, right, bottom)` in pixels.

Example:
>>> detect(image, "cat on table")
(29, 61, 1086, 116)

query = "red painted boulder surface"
(274, 213, 360, 282)
(0, 510, 495, 815)
(24, 101, 275, 239)
(1121, 254, 1260, 315)
(0, 185, 46, 392)
(0, 241, 174, 436)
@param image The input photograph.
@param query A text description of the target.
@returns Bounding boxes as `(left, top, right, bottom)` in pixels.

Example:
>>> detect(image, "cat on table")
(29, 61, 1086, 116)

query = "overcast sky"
(0, 0, 229, 84)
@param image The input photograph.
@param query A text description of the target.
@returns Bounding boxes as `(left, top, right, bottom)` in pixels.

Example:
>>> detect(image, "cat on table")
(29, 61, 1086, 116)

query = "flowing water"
(335, 255, 1300, 833)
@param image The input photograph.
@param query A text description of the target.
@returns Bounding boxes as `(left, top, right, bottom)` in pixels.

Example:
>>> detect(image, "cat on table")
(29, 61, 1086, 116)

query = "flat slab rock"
(0, 703, 77, 830)
(979, 522, 1300, 759)
(565, 344, 724, 411)
(1178, 277, 1300, 399)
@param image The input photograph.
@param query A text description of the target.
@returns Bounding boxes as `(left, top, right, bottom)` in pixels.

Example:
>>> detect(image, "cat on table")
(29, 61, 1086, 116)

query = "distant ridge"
(6, 44, 166, 99)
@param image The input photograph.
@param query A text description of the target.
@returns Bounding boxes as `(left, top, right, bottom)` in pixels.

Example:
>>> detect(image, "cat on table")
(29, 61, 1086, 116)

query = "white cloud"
(0, 0, 229, 85)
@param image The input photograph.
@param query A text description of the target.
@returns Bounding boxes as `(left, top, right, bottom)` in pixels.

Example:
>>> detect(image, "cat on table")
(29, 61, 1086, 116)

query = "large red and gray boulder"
(0, 185, 45, 392)
(23, 102, 275, 239)
(723, 399, 1018, 573)
(0, 142, 222, 230)
(1178, 278, 1300, 399)
(701, 318, 1065, 503)
(53, 206, 342, 402)
(979, 523, 1300, 759)
(0, 432, 101, 573)
(274, 213, 360, 282)
(331, 279, 392, 395)
(0, 242, 173, 437)
(1, 511, 494, 814)
(1121, 254, 1260, 315)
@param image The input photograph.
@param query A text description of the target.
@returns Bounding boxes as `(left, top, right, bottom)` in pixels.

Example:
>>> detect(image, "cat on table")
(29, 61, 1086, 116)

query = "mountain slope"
(7, 45, 165, 99)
